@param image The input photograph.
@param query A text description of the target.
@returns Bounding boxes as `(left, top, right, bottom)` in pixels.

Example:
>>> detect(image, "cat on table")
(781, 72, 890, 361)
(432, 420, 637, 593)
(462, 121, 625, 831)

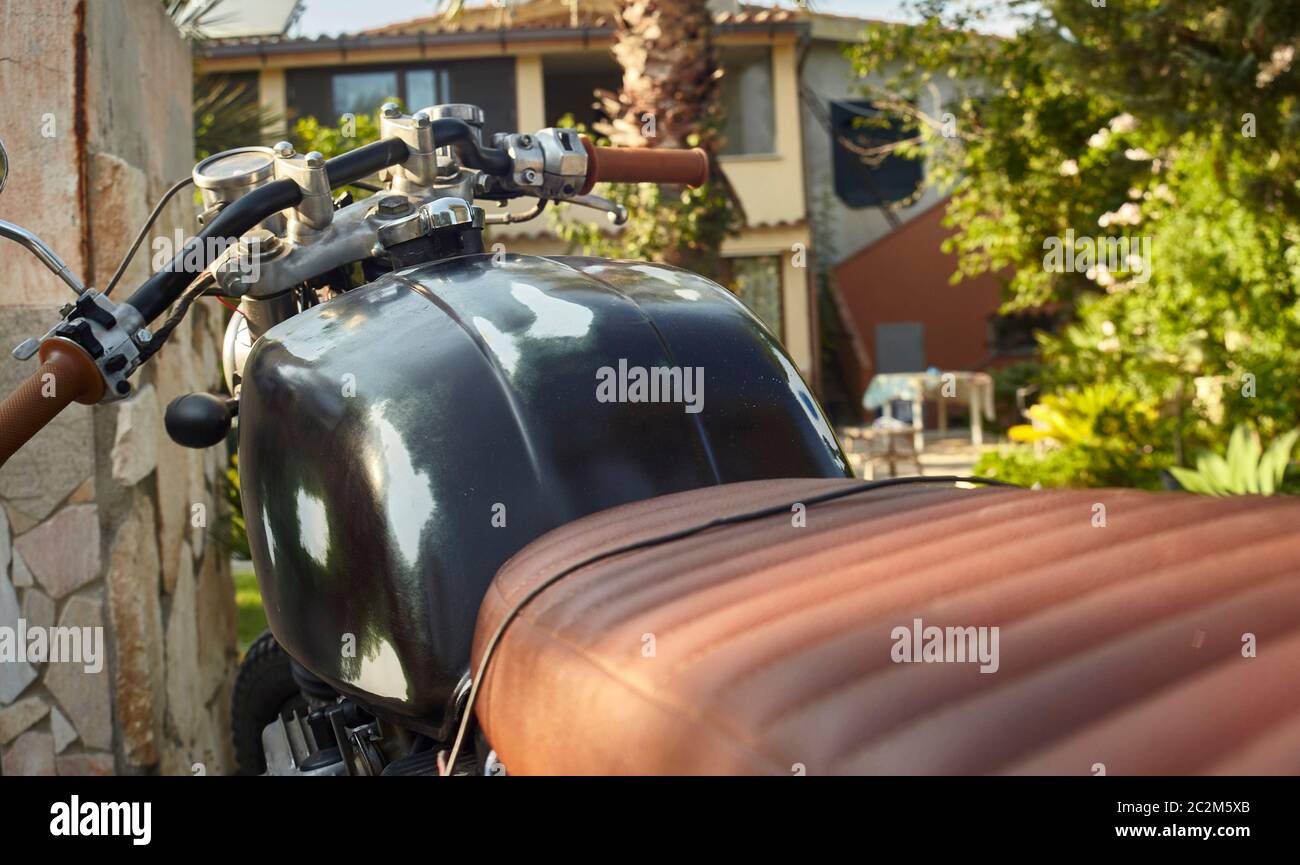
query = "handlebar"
(0, 339, 104, 467)
(129, 127, 704, 323)
(128, 121, 509, 323)
(579, 136, 709, 195)
(0, 119, 713, 468)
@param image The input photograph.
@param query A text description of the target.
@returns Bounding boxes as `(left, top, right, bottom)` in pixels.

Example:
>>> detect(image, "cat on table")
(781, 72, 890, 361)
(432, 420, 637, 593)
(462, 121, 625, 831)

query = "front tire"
(231, 629, 305, 775)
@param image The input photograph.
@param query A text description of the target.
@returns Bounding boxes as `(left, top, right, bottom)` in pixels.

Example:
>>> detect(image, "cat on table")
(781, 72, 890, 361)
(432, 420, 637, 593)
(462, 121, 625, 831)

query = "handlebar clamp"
(497, 128, 589, 198)
(273, 144, 334, 239)
(379, 104, 441, 191)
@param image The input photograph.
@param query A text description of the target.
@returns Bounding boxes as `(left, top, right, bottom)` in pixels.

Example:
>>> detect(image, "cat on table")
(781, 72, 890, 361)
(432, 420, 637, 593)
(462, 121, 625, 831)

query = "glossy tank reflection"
(238, 253, 850, 729)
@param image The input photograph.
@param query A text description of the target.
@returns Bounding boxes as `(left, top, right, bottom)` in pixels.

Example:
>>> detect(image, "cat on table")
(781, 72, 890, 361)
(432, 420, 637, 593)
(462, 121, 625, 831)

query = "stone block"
(196, 546, 238, 704)
(56, 752, 115, 776)
(104, 493, 165, 767)
(44, 595, 112, 750)
(50, 705, 77, 753)
(2, 729, 55, 776)
(0, 567, 36, 704)
(10, 550, 34, 588)
(21, 587, 55, 632)
(0, 697, 48, 745)
(111, 382, 160, 486)
(14, 505, 101, 599)
(164, 542, 201, 756)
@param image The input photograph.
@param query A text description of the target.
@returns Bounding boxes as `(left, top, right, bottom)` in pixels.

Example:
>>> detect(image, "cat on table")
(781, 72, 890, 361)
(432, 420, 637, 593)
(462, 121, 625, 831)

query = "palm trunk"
(593, 0, 737, 272)
(597, 0, 722, 154)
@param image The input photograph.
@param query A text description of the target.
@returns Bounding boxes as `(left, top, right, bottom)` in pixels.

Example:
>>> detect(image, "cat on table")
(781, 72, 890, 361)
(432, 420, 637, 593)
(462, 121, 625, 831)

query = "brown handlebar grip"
(0, 339, 104, 468)
(579, 136, 709, 195)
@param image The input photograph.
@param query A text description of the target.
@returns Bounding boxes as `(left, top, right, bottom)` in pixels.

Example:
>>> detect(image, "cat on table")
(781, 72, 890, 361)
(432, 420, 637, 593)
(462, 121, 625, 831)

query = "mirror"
(0, 134, 8, 199)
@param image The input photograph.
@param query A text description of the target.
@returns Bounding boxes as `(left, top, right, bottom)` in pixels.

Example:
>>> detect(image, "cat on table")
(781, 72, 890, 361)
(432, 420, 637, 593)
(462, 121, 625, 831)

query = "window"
(726, 256, 784, 340)
(332, 71, 399, 118)
(405, 68, 451, 112)
(719, 47, 775, 156)
(543, 53, 622, 128)
(286, 59, 517, 138)
(830, 100, 923, 208)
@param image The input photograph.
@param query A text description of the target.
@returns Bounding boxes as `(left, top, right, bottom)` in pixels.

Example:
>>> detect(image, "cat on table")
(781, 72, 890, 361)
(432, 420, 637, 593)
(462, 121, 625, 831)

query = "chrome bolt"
(518, 134, 534, 148)
(273, 141, 295, 159)
(135, 328, 153, 344)
(305, 151, 325, 169)
(413, 111, 431, 128)
(522, 168, 540, 185)
(381, 102, 402, 119)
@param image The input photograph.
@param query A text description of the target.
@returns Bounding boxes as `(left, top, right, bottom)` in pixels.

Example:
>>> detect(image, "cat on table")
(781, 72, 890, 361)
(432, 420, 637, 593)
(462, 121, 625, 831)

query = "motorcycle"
(5, 104, 1300, 778)
(0, 103, 851, 775)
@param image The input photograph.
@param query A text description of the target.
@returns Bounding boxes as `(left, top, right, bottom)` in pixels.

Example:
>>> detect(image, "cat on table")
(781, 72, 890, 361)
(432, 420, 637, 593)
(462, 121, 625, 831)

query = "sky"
(292, 0, 926, 38)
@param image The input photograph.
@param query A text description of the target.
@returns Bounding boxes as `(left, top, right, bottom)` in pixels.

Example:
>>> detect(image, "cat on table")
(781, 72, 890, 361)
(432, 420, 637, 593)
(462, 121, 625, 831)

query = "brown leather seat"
(471, 478, 1300, 774)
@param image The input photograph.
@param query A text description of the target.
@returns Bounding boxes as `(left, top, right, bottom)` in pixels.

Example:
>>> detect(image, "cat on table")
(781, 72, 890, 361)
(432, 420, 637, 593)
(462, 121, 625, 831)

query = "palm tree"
(574, 0, 738, 274)
(595, 0, 723, 154)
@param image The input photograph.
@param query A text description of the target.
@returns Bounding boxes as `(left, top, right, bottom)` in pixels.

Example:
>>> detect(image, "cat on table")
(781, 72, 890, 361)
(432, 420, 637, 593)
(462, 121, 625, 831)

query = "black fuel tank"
(238, 254, 850, 727)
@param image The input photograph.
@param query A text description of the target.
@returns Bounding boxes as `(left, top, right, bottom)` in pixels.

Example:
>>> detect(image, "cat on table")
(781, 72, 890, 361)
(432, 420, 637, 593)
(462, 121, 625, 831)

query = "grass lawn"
(231, 559, 268, 656)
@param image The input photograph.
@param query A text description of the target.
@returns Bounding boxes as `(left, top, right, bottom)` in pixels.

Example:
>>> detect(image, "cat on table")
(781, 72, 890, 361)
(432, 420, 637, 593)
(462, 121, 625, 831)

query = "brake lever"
(551, 193, 629, 226)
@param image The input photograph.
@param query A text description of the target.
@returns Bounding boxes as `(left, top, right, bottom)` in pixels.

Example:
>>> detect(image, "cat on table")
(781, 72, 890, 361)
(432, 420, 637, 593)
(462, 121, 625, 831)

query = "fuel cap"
(376, 198, 485, 250)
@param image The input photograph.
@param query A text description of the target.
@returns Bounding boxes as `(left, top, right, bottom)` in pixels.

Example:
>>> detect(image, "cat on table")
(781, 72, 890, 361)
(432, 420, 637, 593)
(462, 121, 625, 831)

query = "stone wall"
(0, 0, 238, 776)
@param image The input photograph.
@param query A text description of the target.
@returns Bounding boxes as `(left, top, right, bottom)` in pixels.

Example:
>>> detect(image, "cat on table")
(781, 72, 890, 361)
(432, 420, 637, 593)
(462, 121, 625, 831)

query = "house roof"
(363, 2, 799, 36)
(197, 1, 876, 59)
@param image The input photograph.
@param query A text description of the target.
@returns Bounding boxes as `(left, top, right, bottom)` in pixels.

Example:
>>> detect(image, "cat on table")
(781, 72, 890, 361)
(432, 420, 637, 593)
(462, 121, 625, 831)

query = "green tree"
(290, 112, 383, 160)
(858, 0, 1300, 489)
(291, 110, 387, 200)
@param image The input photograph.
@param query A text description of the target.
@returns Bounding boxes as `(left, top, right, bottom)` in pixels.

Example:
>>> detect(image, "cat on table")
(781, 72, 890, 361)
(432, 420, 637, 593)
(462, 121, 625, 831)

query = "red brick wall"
(832, 200, 1006, 392)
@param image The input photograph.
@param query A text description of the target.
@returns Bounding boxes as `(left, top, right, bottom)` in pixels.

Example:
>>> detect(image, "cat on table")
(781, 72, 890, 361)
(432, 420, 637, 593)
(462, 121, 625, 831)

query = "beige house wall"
(716, 41, 806, 227)
(514, 55, 548, 132)
(258, 67, 289, 140)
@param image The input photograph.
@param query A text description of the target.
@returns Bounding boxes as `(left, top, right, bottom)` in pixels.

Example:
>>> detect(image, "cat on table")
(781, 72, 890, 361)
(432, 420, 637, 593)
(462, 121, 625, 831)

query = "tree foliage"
(857, 0, 1300, 488)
